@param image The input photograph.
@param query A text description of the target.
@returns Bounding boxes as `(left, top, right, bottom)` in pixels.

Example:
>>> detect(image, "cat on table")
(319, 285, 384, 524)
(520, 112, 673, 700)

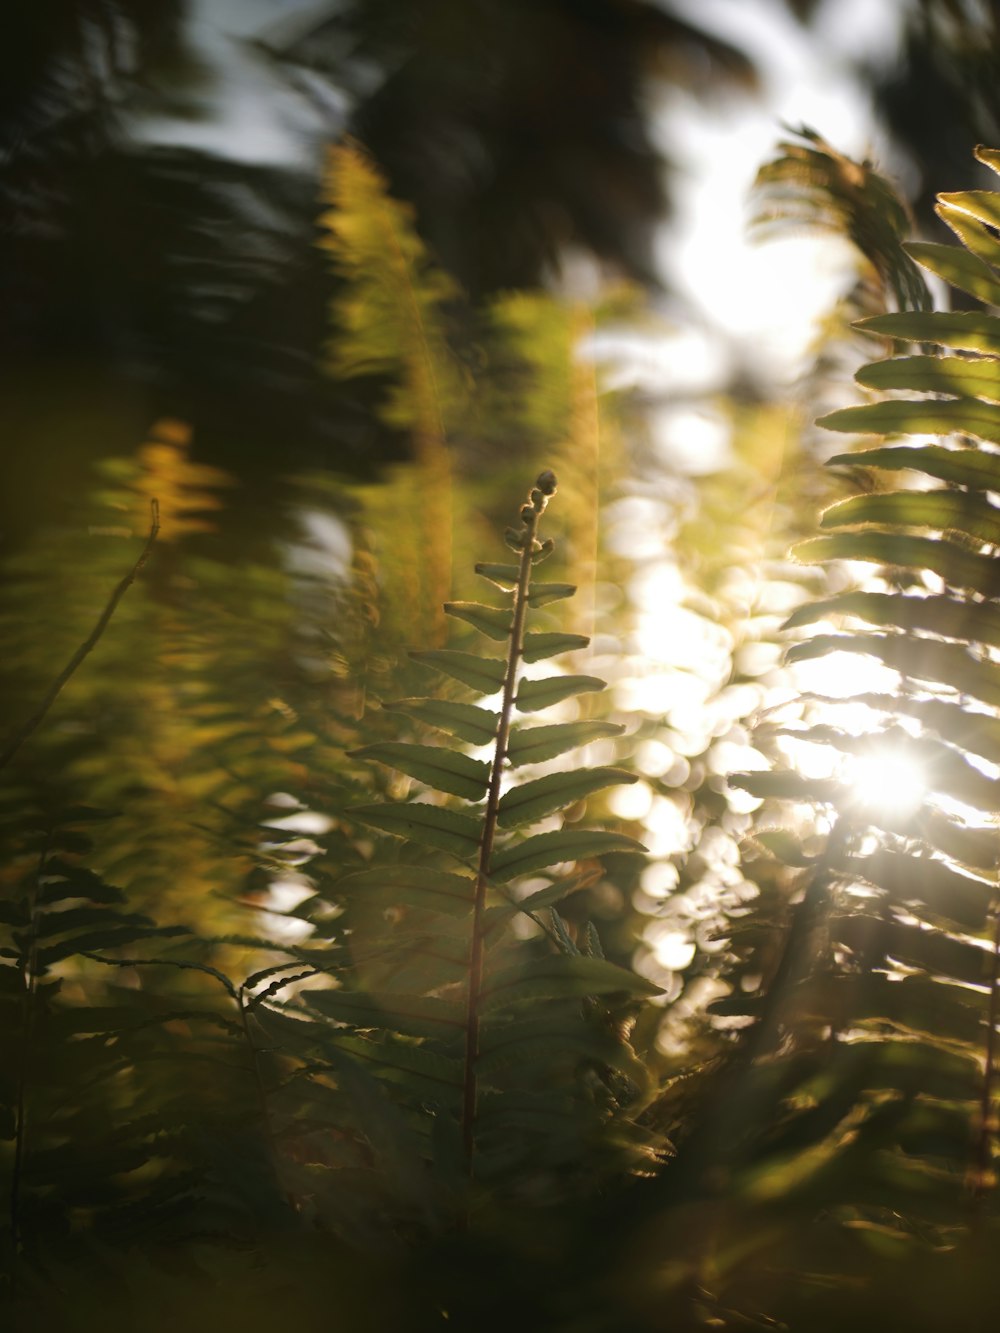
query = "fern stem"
(9, 832, 49, 1267)
(973, 889, 1000, 1200)
(0, 500, 159, 773)
(461, 476, 553, 1169)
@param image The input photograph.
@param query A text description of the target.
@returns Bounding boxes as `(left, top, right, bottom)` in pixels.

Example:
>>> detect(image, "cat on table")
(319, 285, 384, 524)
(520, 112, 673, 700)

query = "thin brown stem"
(9, 831, 51, 1267)
(461, 478, 553, 1169)
(973, 888, 1000, 1201)
(0, 500, 160, 772)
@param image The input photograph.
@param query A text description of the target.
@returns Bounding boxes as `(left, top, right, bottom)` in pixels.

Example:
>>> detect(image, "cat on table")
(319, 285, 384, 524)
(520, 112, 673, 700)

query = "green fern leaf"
(383, 698, 500, 746)
(818, 397, 1000, 446)
(856, 309, 1000, 354)
(515, 674, 607, 713)
(786, 634, 1000, 707)
(820, 490, 1000, 544)
(857, 354, 1000, 401)
(827, 443, 1000, 489)
(521, 632, 590, 663)
(474, 562, 520, 589)
(302, 988, 465, 1037)
(905, 239, 1000, 306)
(489, 829, 645, 881)
(350, 803, 482, 857)
(506, 720, 625, 766)
(352, 742, 490, 800)
(481, 955, 661, 1013)
(784, 591, 1000, 647)
(527, 582, 577, 607)
(443, 601, 513, 640)
(496, 767, 637, 828)
(410, 650, 507, 693)
(793, 532, 1000, 595)
(332, 865, 474, 913)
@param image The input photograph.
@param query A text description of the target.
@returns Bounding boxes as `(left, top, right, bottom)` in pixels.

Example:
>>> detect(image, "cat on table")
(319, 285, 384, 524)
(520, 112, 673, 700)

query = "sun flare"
(848, 746, 929, 821)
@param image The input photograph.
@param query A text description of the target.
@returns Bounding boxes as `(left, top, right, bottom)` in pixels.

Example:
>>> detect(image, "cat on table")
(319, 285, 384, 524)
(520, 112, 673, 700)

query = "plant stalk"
(461, 481, 551, 1168)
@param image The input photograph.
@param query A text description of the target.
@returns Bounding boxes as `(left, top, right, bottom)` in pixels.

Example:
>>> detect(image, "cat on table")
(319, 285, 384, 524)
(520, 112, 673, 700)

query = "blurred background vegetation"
(6, 1, 1000, 1329)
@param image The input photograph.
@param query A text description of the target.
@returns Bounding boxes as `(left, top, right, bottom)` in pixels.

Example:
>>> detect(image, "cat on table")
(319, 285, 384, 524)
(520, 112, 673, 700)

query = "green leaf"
(333, 1032, 463, 1090)
(820, 490, 1000, 545)
(410, 650, 506, 693)
(332, 861, 474, 915)
(475, 562, 520, 589)
(728, 771, 842, 804)
(784, 591, 1000, 648)
(384, 698, 499, 746)
(353, 742, 490, 800)
(481, 955, 661, 1013)
(842, 851, 993, 932)
(785, 634, 1000, 709)
(834, 693, 1000, 768)
(487, 878, 588, 928)
(905, 239, 1000, 307)
(443, 601, 512, 640)
(496, 767, 637, 828)
(792, 532, 1000, 596)
(350, 803, 482, 858)
(527, 582, 577, 607)
(856, 310, 1000, 355)
(302, 988, 465, 1036)
(515, 674, 606, 713)
(818, 398, 1000, 447)
(936, 200, 1000, 270)
(507, 720, 625, 766)
(750, 829, 816, 866)
(489, 830, 645, 881)
(826, 443, 1000, 490)
(856, 355, 1000, 403)
(521, 632, 590, 663)
(477, 1019, 648, 1084)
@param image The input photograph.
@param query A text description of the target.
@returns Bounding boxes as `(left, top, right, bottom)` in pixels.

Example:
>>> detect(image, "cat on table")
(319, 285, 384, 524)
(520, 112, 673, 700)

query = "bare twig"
(0, 500, 160, 772)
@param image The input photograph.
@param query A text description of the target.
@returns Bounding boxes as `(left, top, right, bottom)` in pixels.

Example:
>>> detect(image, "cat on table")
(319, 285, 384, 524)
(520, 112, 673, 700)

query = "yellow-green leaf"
(826, 444, 1000, 490)
(818, 398, 1000, 446)
(784, 591, 1000, 648)
(820, 490, 1000, 545)
(856, 310, 1000, 355)
(905, 239, 1000, 308)
(856, 355, 1000, 403)
(793, 532, 1000, 596)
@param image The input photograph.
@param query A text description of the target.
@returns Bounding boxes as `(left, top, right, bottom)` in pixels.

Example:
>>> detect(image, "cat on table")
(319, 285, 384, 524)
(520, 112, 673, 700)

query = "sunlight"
(847, 745, 928, 822)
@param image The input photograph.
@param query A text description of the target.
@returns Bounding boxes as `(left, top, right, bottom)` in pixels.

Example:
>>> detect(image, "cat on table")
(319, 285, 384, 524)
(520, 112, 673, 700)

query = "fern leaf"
(515, 674, 607, 712)
(350, 803, 483, 858)
(495, 767, 637, 828)
(410, 650, 507, 693)
(489, 829, 645, 881)
(352, 742, 490, 801)
(383, 698, 499, 746)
